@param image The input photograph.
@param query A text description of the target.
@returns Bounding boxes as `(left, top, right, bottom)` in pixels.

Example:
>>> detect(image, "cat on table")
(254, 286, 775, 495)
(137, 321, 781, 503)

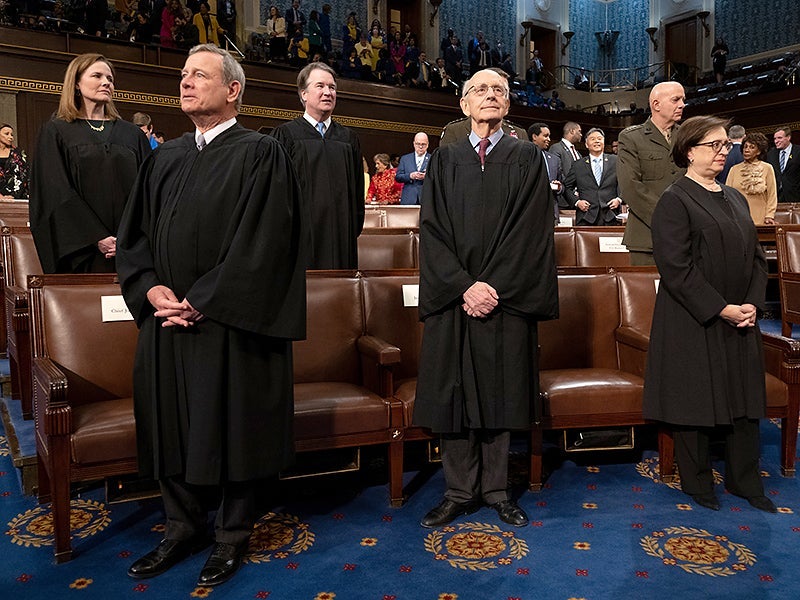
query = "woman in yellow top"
(193, 2, 225, 46)
(726, 132, 778, 225)
(369, 25, 384, 71)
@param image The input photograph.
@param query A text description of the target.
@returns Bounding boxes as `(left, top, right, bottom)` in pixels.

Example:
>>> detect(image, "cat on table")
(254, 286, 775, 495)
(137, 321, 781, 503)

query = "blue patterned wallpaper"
(437, 0, 518, 67)
(258, 1, 366, 42)
(713, 0, 800, 60)
(568, 0, 648, 73)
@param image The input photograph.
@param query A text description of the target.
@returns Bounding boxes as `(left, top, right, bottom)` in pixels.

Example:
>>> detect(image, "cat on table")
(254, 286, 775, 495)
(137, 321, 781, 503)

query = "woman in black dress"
(30, 53, 151, 273)
(0, 124, 29, 199)
(711, 37, 729, 83)
(644, 115, 776, 513)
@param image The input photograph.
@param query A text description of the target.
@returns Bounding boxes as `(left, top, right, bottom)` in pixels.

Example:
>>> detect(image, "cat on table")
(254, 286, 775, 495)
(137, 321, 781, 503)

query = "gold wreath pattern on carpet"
(636, 456, 723, 490)
(245, 511, 315, 564)
(424, 521, 529, 571)
(0, 435, 9, 457)
(641, 526, 757, 576)
(6, 499, 111, 547)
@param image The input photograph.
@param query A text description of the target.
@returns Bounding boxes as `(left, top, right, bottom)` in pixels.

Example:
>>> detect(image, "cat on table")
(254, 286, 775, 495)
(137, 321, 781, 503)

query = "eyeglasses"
(693, 139, 733, 154)
(465, 84, 508, 98)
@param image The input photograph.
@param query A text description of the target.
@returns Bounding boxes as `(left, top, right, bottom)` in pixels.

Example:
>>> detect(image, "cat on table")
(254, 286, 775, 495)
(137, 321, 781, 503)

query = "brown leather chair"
(29, 273, 138, 562)
(531, 269, 647, 490)
(360, 270, 431, 505)
(0, 203, 30, 359)
(293, 272, 405, 502)
(364, 208, 384, 228)
(357, 230, 418, 270)
(382, 206, 420, 229)
(573, 226, 631, 267)
(775, 226, 800, 336)
(2, 226, 43, 419)
(553, 229, 577, 266)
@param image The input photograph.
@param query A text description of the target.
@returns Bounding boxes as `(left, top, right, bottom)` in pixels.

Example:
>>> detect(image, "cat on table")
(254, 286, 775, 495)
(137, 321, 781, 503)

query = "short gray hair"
(297, 62, 337, 103)
(189, 44, 246, 111)
(461, 69, 509, 98)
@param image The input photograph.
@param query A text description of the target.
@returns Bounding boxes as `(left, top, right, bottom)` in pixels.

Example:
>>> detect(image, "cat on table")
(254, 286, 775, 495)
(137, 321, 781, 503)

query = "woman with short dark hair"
(366, 153, 402, 204)
(644, 115, 776, 513)
(726, 131, 778, 225)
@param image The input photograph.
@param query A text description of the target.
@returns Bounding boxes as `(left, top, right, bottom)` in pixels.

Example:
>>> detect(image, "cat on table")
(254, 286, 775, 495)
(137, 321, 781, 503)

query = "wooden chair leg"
(658, 427, 676, 483)
(19, 331, 32, 420)
(49, 436, 73, 563)
(388, 437, 405, 507)
(780, 388, 799, 477)
(529, 427, 544, 492)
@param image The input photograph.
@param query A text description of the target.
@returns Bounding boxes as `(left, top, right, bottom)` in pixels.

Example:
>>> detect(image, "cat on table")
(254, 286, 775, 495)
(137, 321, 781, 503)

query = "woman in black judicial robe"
(643, 116, 776, 513)
(30, 53, 151, 274)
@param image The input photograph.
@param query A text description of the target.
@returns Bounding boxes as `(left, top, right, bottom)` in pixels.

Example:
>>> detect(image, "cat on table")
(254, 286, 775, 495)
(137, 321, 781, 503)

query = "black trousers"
(159, 475, 258, 549)
(441, 429, 510, 505)
(673, 418, 764, 498)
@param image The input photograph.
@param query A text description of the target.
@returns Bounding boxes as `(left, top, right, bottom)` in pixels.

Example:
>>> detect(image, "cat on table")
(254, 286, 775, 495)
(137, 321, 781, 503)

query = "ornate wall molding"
(0, 75, 439, 135)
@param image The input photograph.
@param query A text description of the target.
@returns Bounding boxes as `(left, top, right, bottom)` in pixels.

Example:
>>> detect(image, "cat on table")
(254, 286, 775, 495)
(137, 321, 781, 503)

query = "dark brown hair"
(671, 115, 731, 169)
(743, 132, 768, 159)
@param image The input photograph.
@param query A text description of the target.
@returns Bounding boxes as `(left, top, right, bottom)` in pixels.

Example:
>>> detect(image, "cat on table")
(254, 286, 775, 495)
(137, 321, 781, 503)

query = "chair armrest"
(615, 325, 649, 378)
(32, 357, 72, 436)
(357, 335, 401, 366)
(615, 326, 649, 351)
(4, 282, 27, 308)
(779, 272, 800, 283)
(762, 331, 800, 383)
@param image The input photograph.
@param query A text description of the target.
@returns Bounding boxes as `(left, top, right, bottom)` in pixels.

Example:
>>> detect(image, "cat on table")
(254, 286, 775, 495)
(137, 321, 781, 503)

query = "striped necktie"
(317, 122, 326, 137)
(780, 149, 788, 173)
(593, 157, 603, 185)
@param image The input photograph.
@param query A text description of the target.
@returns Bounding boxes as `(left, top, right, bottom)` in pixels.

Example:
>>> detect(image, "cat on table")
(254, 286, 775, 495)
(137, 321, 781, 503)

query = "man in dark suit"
(550, 121, 583, 207)
(719, 124, 744, 184)
(396, 132, 430, 205)
(564, 128, 622, 226)
(444, 36, 464, 85)
(528, 122, 564, 224)
(767, 126, 800, 202)
(285, 0, 305, 33)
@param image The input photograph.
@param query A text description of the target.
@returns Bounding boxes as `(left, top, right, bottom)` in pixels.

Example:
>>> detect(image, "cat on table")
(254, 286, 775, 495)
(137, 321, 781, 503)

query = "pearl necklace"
(86, 119, 105, 132)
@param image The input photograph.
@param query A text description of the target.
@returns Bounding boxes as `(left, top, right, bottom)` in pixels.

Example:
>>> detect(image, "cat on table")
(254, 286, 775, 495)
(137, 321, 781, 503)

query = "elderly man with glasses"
(414, 68, 558, 529)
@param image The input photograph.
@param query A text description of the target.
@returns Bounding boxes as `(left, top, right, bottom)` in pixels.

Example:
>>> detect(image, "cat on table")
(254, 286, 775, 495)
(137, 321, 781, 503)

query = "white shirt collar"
(303, 112, 332, 131)
(195, 117, 237, 148)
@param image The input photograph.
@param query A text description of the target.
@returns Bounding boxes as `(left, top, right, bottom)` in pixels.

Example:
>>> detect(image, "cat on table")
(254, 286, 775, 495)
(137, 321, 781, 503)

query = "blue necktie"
(780, 149, 787, 173)
(317, 122, 325, 137)
(593, 157, 603, 185)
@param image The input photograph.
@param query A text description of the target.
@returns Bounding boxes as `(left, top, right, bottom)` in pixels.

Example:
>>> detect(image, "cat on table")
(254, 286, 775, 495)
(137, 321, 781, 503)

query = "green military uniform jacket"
(440, 117, 529, 147)
(617, 117, 684, 253)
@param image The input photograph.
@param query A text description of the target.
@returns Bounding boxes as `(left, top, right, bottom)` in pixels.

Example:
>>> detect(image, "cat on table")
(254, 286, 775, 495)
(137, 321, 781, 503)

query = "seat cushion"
(540, 368, 644, 416)
(294, 382, 390, 440)
(71, 398, 136, 464)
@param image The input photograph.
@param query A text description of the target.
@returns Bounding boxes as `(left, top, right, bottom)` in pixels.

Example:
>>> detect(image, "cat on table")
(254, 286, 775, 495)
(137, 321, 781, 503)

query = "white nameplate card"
(402, 284, 419, 307)
(598, 237, 628, 253)
(558, 216, 573, 227)
(101, 295, 134, 322)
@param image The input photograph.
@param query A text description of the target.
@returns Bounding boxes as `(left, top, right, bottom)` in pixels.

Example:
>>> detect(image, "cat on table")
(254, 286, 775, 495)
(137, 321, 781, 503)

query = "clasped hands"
(462, 281, 498, 318)
(97, 235, 116, 258)
(719, 303, 757, 328)
(147, 285, 205, 328)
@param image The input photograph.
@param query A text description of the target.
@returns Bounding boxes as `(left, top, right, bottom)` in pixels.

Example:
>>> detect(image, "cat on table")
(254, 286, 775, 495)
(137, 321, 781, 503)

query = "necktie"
(416, 156, 423, 171)
(781, 149, 788, 173)
(197, 134, 206, 151)
(317, 122, 326, 137)
(478, 138, 491, 170)
(593, 157, 603, 185)
(572, 146, 580, 161)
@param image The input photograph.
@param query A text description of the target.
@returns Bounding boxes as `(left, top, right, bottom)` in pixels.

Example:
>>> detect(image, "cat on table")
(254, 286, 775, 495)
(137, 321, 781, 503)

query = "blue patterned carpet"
(1, 408, 799, 599)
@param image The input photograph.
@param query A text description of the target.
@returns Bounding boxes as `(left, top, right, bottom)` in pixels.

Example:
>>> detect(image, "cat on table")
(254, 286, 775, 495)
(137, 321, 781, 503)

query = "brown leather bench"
(2, 226, 43, 419)
(363, 206, 420, 229)
(553, 226, 630, 267)
(357, 229, 418, 270)
(29, 274, 139, 562)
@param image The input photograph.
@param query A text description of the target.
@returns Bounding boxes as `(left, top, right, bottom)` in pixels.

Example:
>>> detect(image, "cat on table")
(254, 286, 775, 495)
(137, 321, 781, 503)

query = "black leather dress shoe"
(490, 500, 529, 526)
(197, 542, 244, 587)
(691, 494, 721, 511)
(420, 498, 480, 528)
(128, 537, 209, 579)
(748, 496, 778, 513)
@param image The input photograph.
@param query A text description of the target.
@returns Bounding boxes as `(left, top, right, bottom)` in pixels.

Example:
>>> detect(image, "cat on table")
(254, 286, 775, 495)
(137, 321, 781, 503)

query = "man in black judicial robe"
(118, 44, 306, 587)
(415, 69, 558, 529)
(271, 62, 364, 270)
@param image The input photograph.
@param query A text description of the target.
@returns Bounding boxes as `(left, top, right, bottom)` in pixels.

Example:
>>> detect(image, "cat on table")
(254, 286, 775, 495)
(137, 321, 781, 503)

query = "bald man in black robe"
(415, 69, 558, 529)
(119, 45, 305, 587)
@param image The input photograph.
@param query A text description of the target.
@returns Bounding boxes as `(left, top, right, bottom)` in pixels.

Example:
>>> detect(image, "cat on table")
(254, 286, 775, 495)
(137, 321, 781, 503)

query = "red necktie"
(478, 138, 491, 170)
